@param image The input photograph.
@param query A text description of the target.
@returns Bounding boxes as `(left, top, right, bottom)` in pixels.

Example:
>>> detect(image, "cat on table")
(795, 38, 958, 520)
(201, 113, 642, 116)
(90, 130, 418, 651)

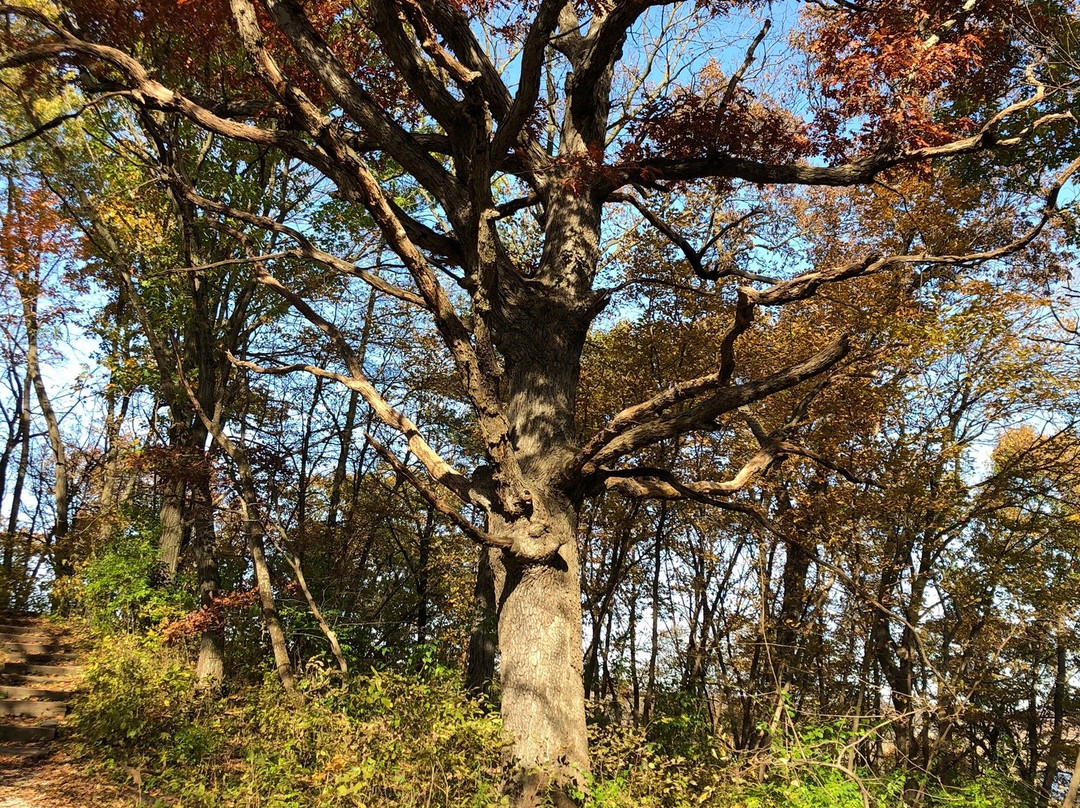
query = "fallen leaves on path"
(0, 750, 132, 808)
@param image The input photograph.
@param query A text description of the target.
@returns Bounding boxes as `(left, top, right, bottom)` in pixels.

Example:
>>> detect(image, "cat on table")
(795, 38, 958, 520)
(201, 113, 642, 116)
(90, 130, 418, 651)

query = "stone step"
(0, 722, 56, 742)
(0, 625, 59, 638)
(0, 684, 72, 700)
(3, 657, 80, 671)
(0, 627, 70, 639)
(0, 614, 42, 627)
(2, 649, 80, 664)
(0, 744, 49, 759)
(0, 699, 66, 718)
(0, 637, 66, 650)
(0, 672, 79, 688)
(1, 662, 82, 678)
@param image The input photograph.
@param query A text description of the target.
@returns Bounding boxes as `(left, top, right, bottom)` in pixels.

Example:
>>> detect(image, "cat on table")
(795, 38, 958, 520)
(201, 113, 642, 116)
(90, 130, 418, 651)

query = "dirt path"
(0, 750, 132, 808)
(1, 615, 135, 807)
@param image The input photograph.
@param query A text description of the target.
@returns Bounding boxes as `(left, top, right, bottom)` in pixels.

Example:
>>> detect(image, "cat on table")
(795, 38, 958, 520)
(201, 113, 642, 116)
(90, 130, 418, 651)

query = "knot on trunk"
(504, 513, 563, 561)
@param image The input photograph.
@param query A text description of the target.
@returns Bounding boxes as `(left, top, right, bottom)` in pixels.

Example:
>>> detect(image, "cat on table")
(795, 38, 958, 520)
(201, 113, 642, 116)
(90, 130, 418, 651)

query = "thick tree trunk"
(493, 501, 588, 808)
(775, 537, 812, 678)
(158, 474, 186, 579)
(159, 417, 199, 580)
(487, 271, 595, 805)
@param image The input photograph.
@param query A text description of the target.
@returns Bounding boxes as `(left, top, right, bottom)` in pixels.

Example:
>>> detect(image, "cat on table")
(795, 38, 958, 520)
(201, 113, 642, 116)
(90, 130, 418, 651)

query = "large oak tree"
(2, 0, 1077, 803)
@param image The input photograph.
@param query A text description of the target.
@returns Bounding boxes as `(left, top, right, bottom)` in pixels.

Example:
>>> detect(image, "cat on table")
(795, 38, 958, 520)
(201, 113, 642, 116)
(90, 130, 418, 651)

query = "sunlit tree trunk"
(191, 463, 225, 687)
(489, 270, 595, 806)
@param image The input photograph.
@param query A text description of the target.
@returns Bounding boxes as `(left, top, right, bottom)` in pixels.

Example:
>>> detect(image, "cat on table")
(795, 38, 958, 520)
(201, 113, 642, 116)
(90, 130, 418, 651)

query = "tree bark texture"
(240, 490, 298, 694)
(493, 507, 588, 807)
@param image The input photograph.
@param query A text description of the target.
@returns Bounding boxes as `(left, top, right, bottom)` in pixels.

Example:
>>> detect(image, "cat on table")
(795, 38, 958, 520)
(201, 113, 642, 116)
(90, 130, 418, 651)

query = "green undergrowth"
(69, 635, 1030, 808)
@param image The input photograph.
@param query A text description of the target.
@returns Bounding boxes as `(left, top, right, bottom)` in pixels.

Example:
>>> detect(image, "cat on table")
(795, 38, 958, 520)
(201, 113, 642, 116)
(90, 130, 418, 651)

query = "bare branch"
(490, 0, 565, 166)
(169, 180, 427, 308)
(567, 336, 849, 483)
(719, 19, 770, 111)
(365, 433, 510, 549)
(604, 83, 1074, 192)
(231, 273, 476, 505)
(603, 438, 785, 498)
(747, 152, 1080, 308)
(0, 91, 126, 150)
(259, 0, 467, 208)
(422, 0, 513, 118)
(367, 0, 466, 130)
(395, 0, 481, 87)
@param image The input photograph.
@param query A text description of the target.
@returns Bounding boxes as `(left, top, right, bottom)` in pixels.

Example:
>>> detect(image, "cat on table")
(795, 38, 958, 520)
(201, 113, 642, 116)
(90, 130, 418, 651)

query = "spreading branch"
(567, 335, 850, 483)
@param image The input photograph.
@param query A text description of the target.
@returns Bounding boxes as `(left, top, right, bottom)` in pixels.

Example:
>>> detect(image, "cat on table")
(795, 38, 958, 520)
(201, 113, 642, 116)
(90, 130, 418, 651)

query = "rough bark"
(493, 509, 588, 808)
(1, 3, 1062, 804)
(158, 474, 186, 579)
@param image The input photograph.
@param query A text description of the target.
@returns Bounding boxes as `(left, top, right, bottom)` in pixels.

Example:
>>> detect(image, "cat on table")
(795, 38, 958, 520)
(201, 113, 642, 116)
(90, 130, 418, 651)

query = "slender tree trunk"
(19, 271, 72, 584)
(1026, 659, 1043, 786)
(294, 375, 321, 561)
(1, 370, 28, 608)
(238, 489, 297, 694)
(0, 372, 23, 596)
(1040, 632, 1067, 805)
(327, 389, 358, 532)
(191, 471, 225, 687)
(415, 505, 434, 647)
(1062, 746, 1080, 808)
(644, 503, 668, 723)
(183, 378, 298, 693)
(328, 289, 375, 532)
(466, 546, 498, 699)
(4, 373, 31, 611)
(93, 388, 131, 548)
(629, 595, 640, 721)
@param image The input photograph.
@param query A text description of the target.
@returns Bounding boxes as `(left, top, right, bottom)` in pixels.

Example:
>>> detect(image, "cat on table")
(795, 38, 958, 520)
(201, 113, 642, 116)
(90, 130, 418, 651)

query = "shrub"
(223, 665, 506, 808)
(72, 634, 217, 768)
(79, 532, 190, 632)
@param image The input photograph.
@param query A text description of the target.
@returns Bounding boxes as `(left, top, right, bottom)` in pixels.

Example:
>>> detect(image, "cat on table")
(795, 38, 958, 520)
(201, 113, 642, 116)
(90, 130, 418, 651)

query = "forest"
(1, 1, 1080, 806)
